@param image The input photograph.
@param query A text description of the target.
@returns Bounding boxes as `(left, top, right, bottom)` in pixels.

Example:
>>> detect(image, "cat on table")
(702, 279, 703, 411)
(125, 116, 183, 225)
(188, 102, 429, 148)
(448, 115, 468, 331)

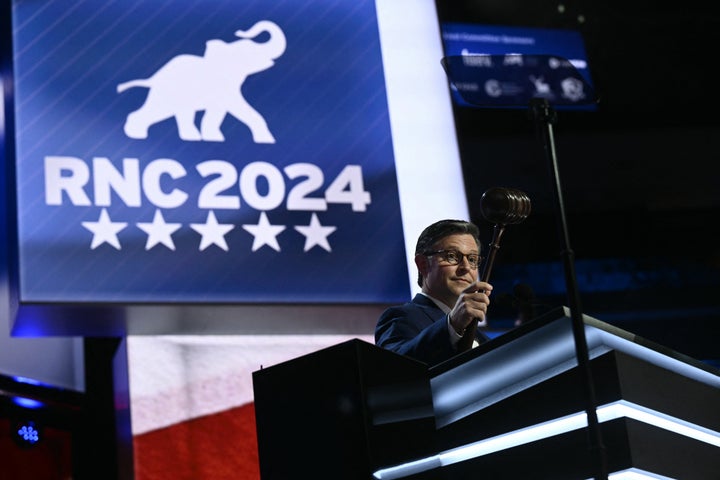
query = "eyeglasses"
(424, 249, 482, 269)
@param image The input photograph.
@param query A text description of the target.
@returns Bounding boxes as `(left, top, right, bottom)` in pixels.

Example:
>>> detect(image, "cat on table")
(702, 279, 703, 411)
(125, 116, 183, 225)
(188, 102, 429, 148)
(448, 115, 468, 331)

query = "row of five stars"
(81, 209, 338, 252)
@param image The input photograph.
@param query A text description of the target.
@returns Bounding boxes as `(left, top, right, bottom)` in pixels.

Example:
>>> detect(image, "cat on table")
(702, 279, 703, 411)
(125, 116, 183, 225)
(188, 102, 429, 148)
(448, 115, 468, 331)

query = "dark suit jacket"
(375, 293, 489, 367)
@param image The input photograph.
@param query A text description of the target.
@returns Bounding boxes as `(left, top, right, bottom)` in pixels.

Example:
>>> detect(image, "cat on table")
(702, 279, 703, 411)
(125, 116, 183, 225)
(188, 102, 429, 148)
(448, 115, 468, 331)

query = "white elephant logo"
(116, 20, 286, 143)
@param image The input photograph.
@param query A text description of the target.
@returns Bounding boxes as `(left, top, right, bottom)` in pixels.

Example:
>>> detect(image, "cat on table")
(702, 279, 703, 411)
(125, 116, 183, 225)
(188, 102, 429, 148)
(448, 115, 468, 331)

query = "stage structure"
(253, 308, 720, 479)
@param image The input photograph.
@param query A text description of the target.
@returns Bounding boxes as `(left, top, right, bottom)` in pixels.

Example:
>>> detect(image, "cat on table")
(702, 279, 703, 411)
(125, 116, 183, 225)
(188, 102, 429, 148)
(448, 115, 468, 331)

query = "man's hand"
(449, 281, 492, 334)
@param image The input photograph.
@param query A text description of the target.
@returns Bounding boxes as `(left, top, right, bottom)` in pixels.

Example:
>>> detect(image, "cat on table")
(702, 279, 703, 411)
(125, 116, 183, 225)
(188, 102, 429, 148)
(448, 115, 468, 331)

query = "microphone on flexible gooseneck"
(458, 187, 531, 351)
(513, 283, 536, 326)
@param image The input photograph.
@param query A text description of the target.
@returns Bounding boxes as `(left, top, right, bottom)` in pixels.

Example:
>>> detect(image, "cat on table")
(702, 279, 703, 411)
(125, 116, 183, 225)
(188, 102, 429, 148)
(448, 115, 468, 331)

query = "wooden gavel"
(458, 187, 532, 351)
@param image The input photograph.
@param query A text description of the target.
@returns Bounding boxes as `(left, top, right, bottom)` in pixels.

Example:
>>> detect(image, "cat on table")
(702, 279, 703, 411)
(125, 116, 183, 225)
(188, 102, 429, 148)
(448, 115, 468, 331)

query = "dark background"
(435, 1, 720, 364)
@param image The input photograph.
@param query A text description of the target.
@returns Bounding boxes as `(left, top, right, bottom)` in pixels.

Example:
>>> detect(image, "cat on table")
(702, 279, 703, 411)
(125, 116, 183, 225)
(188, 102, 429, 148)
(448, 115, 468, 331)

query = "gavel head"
(480, 187, 532, 225)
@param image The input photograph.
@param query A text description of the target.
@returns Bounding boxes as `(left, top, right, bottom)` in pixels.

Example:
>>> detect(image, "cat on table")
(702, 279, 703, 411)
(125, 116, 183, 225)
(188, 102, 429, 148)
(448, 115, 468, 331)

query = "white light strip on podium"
(598, 401, 720, 447)
(593, 468, 677, 480)
(372, 400, 720, 480)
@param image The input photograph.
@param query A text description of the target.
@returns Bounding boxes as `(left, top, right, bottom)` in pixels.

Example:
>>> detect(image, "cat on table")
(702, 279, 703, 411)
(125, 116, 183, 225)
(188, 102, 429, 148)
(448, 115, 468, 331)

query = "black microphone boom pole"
(529, 98, 608, 480)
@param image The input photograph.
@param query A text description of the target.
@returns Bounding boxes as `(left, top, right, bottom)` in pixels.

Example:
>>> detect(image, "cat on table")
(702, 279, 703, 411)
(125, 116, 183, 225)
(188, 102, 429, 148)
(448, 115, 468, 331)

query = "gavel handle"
(457, 223, 506, 352)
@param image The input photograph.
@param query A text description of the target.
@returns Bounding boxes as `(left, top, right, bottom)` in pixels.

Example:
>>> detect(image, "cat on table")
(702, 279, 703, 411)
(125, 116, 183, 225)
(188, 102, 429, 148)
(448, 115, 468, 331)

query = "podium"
(253, 308, 720, 479)
(252, 339, 436, 480)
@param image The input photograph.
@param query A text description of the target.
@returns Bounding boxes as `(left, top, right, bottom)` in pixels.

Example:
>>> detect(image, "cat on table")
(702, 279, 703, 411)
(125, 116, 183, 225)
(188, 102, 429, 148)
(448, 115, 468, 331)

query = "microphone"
(513, 283, 536, 326)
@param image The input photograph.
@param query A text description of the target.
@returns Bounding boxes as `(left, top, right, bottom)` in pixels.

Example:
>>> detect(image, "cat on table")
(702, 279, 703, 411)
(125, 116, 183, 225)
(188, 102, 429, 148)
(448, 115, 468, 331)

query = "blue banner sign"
(11, 0, 409, 303)
(441, 23, 596, 110)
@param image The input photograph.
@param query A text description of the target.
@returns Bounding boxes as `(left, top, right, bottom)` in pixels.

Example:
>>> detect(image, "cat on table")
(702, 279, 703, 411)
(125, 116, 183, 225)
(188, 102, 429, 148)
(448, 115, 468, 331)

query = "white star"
(136, 209, 182, 251)
(294, 213, 336, 252)
(190, 211, 235, 251)
(242, 212, 286, 252)
(81, 208, 128, 250)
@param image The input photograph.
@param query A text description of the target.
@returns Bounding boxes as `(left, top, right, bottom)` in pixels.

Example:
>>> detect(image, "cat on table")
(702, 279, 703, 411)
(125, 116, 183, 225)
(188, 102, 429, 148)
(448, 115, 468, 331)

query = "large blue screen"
(11, 0, 409, 303)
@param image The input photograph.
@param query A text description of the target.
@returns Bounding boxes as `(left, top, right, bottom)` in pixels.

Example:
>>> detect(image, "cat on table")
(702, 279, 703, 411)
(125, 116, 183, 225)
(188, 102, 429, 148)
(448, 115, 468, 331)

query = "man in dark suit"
(375, 219, 493, 367)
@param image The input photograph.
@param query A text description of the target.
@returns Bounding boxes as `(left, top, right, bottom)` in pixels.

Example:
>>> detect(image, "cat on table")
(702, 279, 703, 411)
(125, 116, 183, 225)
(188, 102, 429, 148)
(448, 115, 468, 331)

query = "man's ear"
(415, 254, 428, 278)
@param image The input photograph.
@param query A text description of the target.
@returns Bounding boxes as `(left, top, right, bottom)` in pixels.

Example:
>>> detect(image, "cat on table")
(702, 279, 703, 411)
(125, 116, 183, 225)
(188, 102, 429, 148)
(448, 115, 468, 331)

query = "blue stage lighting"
(12, 420, 42, 448)
(12, 396, 44, 409)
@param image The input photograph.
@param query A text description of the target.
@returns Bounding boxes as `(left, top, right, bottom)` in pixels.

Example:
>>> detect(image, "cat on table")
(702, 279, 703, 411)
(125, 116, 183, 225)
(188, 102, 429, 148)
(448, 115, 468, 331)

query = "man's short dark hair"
(415, 219, 481, 287)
